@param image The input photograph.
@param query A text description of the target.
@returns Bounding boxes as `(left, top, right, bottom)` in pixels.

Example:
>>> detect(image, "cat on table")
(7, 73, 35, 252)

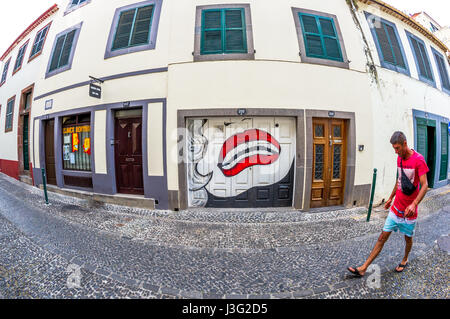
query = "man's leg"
(349, 231, 391, 276)
(396, 235, 412, 271)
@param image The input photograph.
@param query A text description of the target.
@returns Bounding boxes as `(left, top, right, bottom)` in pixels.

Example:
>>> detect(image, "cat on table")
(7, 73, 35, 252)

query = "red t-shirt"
(392, 150, 429, 220)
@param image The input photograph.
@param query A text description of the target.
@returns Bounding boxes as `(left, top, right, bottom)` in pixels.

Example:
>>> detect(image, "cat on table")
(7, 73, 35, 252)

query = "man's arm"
(405, 174, 428, 217)
(384, 181, 398, 210)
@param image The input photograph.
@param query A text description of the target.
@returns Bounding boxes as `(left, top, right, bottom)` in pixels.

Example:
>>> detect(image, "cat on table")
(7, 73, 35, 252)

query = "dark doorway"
(426, 126, 436, 188)
(44, 119, 57, 185)
(114, 116, 144, 195)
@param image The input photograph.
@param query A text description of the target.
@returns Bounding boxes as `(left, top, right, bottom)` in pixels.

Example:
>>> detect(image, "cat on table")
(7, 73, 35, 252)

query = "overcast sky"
(0, 0, 449, 57)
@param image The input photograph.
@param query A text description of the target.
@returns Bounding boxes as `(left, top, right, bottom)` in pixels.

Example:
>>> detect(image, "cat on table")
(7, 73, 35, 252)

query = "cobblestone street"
(0, 173, 448, 299)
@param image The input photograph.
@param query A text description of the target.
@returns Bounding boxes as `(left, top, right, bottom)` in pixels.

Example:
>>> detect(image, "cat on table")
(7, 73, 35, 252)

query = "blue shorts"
(383, 210, 416, 237)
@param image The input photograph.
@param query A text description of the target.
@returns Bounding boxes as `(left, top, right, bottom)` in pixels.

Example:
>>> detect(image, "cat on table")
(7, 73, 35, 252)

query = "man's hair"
(390, 131, 407, 145)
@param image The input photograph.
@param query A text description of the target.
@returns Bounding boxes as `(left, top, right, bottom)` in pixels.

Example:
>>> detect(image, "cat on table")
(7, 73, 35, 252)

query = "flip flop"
(395, 262, 408, 273)
(347, 266, 364, 277)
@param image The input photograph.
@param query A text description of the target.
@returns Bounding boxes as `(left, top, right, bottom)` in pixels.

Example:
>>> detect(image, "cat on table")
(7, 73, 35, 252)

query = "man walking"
(348, 131, 429, 276)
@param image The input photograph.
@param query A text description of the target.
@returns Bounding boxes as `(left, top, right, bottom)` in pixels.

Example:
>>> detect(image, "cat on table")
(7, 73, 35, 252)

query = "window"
(201, 8, 247, 54)
(13, 41, 29, 74)
(5, 97, 15, 132)
(406, 31, 435, 86)
(64, 0, 91, 15)
(29, 23, 51, 61)
(431, 47, 450, 94)
(105, 0, 162, 59)
(46, 22, 82, 78)
(293, 8, 348, 69)
(62, 114, 92, 171)
(0, 58, 11, 85)
(365, 12, 409, 75)
(194, 4, 254, 62)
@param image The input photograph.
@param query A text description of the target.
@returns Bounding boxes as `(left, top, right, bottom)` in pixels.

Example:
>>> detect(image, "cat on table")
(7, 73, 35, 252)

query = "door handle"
(128, 131, 131, 138)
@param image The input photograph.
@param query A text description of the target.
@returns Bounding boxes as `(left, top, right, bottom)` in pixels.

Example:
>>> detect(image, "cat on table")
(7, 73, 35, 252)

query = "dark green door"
(416, 117, 436, 188)
(440, 122, 449, 181)
(23, 115, 29, 171)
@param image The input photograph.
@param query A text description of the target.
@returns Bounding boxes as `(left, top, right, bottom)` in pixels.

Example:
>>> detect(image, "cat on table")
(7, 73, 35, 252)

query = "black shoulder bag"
(400, 159, 416, 196)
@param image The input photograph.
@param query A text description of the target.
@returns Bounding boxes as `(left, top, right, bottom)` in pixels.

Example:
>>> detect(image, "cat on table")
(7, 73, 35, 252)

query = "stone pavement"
(0, 172, 448, 299)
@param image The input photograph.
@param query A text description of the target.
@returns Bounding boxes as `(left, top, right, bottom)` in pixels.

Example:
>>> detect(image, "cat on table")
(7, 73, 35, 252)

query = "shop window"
(62, 113, 92, 171)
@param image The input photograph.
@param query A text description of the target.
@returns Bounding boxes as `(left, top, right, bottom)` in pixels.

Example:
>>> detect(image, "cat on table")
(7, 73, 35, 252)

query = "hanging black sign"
(89, 83, 102, 99)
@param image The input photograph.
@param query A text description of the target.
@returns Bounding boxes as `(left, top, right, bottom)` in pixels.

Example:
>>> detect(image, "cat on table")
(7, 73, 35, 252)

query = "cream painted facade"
(0, 0, 449, 210)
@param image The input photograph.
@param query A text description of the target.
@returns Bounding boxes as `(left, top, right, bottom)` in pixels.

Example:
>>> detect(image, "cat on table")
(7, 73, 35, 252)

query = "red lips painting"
(217, 129, 281, 177)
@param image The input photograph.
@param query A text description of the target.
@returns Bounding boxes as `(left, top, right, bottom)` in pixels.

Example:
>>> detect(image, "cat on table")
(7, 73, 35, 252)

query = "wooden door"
(44, 119, 57, 185)
(311, 118, 347, 208)
(115, 117, 144, 195)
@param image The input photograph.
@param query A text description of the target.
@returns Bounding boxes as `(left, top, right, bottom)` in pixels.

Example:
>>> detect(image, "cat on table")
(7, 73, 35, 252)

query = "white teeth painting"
(187, 117, 296, 208)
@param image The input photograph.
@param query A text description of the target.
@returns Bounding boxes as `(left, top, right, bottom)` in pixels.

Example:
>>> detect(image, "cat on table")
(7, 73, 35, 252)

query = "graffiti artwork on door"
(187, 117, 296, 208)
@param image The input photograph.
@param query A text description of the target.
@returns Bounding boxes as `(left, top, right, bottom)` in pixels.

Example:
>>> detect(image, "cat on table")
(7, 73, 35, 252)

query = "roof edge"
(0, 4, 59, 62)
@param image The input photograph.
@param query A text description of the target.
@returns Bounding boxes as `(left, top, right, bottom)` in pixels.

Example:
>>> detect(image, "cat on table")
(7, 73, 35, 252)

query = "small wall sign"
(89, 83, 102, 99)
(45, 99, 53, 110)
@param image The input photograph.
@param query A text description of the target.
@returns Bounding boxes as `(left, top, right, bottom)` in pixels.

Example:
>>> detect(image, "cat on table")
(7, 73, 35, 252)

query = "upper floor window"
(293, 8, 348, 69)
(13, 41, 29, 74)
(5, 96, 15, 132)
(405, 31, 435, 87)
(431, 47, 450, 94)
(105, 0, 163, 59)
(365, 12, 409, 76)
(46, 22, 83, 78)
(65, 0, 91, 15)
(0, 58, 11, 85)
(193, 4, 254, 62)
(29, 23, 52, 61)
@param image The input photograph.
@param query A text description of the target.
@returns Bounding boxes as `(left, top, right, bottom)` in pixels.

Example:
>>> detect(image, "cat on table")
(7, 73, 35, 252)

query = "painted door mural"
(114, 117, 144, 195)
(310, 118, 347, 208)
(187, 117, 296, 208)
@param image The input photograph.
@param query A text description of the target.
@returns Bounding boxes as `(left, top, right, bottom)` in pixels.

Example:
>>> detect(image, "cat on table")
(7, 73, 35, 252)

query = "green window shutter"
(5, 99, 14, 130)
(112, 5, 154, 51)
(299, 13, 343, 62)
(59, 30, 76, 67)
(224, 9, 246, 53)
(374, 23, 395, 64)
(31, 25, 49, 57)
(14, 44, 27, 71)
(201, 8, 246, 55)
(1, 60, 10, 83)
(130, 5, 154, 46)
(410, 38, 427, 78)
(416, 119, 428, 162)
(384, 24, 405, 68)
(112, 9, 136, 50)
(440, 122, 449, 180)
(418, 42, 433, 80)
(435, 54, 450, 90)
(49, 35, 66, 72)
